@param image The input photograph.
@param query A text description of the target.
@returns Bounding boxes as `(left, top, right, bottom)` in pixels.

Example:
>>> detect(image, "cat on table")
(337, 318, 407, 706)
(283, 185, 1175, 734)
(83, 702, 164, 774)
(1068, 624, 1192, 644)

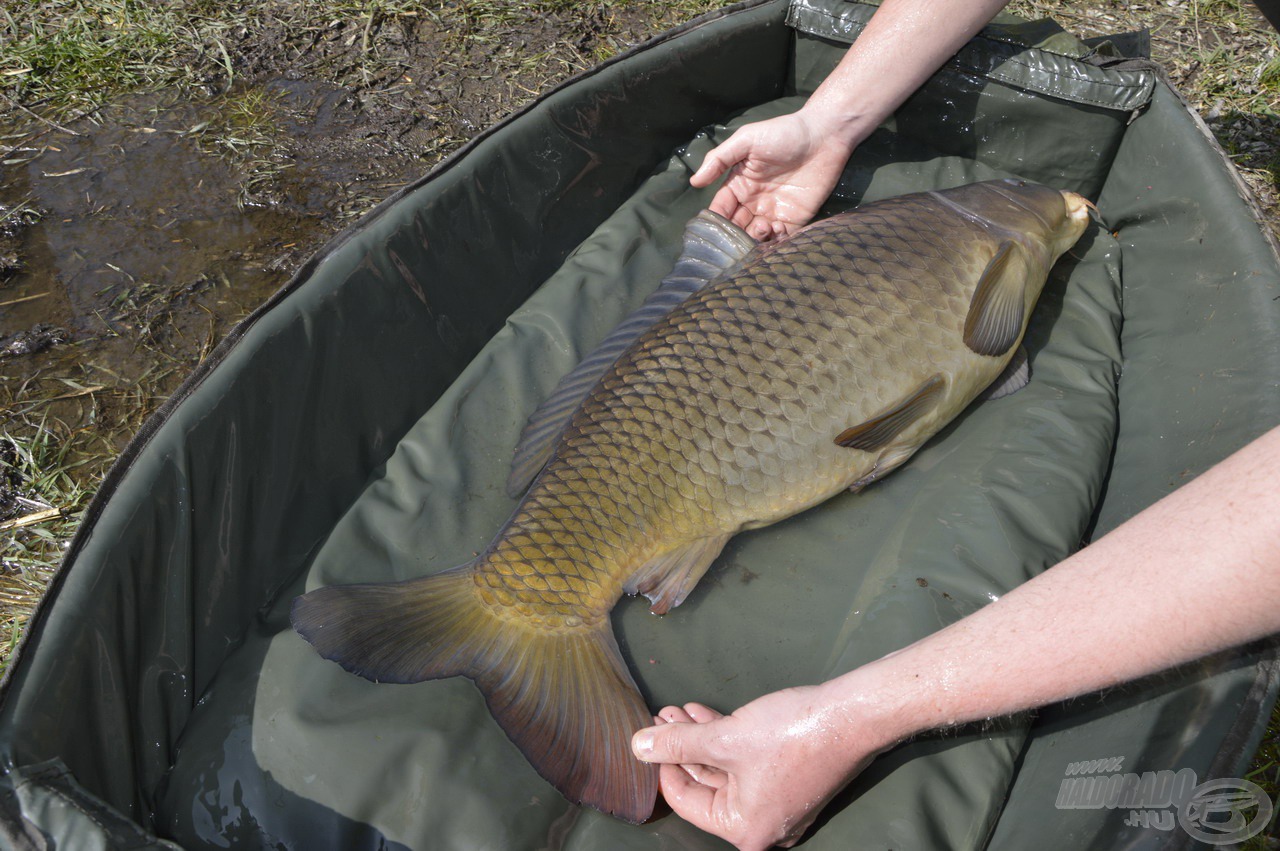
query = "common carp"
(291, 178, 1091, 823)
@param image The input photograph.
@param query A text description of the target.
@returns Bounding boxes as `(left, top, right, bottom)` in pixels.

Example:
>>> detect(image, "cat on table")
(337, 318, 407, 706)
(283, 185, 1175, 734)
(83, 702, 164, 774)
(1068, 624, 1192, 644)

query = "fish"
(291, 178, 1092, 824)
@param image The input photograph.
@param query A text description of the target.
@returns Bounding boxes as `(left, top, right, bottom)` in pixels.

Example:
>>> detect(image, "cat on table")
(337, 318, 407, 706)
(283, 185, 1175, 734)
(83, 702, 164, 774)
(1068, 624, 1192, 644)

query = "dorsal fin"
(835, 374, 945, 451)
(664, 208, 758, 288)
(963, 240, 1030, 357)
(505, 211, 755, 497)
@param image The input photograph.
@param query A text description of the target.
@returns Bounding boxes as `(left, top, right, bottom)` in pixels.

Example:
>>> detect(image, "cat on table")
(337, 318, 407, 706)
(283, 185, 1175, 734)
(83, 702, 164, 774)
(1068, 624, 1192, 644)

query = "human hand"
(690, 110, 860, 242)
(631, 687, 884, 851)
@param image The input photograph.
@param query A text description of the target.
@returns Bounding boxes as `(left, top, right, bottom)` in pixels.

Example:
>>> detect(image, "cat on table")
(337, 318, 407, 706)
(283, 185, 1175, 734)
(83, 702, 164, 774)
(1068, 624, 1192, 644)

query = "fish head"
(941, 179, 1092, 306)
(963, 178, 1093, 258)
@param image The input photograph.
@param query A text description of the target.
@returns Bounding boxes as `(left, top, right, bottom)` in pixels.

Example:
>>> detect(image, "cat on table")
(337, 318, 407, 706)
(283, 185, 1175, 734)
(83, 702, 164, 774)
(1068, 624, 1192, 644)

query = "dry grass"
(0, 418, 95, 671)
(1010, 0, 1280, 238)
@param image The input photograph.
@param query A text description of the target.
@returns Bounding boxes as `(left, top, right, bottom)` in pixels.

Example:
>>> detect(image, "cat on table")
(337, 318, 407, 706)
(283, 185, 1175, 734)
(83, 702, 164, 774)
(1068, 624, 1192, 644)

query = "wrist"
(795, 100, 873, 155)
(815, 652, 936, 758)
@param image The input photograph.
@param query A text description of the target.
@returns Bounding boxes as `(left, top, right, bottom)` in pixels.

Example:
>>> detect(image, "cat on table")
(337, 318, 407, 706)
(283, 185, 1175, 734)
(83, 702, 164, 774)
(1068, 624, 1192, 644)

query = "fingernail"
(633, 731, 653, 760)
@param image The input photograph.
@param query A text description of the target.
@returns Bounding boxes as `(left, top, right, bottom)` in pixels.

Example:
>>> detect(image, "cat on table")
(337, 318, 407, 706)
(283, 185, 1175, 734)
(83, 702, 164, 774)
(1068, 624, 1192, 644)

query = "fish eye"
(1003, 178, 1027, 187)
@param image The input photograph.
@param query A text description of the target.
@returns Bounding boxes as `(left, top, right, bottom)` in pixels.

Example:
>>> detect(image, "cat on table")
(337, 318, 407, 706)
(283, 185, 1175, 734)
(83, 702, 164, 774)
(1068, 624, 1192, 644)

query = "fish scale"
(292, 179, 1092, 824)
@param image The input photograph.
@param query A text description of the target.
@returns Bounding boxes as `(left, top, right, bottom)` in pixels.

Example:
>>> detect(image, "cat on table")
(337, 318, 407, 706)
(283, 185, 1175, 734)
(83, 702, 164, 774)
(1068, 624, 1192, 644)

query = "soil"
(0, 3, 704, 465)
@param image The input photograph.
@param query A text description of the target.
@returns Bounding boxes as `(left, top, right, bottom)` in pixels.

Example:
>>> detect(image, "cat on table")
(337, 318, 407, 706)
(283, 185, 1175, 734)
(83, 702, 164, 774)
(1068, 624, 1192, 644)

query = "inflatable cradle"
(2, 1, 1277, 848)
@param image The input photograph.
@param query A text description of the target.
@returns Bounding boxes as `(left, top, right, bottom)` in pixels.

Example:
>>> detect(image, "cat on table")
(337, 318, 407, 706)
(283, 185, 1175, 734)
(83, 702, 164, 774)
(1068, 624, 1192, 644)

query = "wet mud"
(0, 3, 698, 465)
(1, 89, 346, 463)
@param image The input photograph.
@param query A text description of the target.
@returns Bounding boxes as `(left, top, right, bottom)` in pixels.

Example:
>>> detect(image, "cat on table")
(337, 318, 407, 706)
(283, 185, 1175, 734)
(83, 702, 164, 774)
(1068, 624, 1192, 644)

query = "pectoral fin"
(835, 374, 945, 451)
(964, 240, 1030, 357)
(624, 533, 732, 615)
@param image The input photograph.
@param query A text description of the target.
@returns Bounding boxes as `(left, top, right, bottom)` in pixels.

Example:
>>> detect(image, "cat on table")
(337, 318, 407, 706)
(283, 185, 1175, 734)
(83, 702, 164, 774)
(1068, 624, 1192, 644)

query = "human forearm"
(824, 424, 1280, 747)
(799, 0, 1011, 147)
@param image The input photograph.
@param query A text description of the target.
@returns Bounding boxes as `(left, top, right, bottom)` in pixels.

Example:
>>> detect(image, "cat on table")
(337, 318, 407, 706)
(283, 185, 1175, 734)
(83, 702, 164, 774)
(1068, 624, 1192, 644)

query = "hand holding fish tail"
(633, 691, 891, 851)
(636, 425, 1280, 849)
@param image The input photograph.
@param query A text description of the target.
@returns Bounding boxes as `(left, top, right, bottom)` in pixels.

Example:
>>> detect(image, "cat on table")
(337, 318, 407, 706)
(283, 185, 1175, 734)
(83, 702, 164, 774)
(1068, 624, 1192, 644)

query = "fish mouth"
(1061, 191, 1097, 226)
(1053, 190, 1096, 254)
(1059, 190, 1100, 234)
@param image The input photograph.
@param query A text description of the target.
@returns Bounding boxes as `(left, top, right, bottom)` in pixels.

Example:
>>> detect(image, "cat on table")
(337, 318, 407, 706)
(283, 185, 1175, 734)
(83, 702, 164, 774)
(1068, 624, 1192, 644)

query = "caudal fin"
(290, 566, 657, 823)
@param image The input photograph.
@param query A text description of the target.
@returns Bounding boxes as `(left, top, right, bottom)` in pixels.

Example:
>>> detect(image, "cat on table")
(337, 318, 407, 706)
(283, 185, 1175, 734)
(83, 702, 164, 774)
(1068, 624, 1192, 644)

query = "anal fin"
(625, 533, 732, 615)
(835, 374, 945, 451)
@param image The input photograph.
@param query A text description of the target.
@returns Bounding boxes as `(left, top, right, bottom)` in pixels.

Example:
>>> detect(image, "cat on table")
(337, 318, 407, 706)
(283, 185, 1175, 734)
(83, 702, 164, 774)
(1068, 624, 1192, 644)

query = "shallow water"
(0, 83, 405, 442)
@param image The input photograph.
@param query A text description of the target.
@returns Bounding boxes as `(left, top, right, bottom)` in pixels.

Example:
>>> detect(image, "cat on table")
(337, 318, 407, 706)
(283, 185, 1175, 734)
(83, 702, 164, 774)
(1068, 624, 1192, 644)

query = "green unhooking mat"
(2, 2, 1278, 849)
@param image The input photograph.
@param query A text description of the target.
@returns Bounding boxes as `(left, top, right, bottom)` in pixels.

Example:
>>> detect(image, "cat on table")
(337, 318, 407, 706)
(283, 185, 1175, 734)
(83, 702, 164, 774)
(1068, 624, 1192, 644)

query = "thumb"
(632, 719, 714, 766)
(690, 132, 749, 188)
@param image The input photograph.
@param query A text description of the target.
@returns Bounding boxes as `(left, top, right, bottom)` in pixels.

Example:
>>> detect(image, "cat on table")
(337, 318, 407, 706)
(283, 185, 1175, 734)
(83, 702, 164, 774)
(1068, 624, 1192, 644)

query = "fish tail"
(290, 565, 657, 823)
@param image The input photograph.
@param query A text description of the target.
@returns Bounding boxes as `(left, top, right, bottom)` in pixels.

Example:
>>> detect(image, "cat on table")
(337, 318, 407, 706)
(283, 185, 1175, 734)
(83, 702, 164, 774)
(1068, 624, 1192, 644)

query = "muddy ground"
(1, 0, 1279, 828)
(1, 3, 728, 469)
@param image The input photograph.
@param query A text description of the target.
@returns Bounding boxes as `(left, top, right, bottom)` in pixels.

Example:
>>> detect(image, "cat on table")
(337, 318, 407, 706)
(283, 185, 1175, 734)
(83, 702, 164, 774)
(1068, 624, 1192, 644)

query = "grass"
(1, 1, 735, 114)
(0, 200, 41, 230)
(0, 0, 237, 114)
(204, 84, 291, 209)
(0, 419, 95, 680)
(107, 276, 216, 346)
(1, 0, 736, 192)
(2, 2, 280, 205)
